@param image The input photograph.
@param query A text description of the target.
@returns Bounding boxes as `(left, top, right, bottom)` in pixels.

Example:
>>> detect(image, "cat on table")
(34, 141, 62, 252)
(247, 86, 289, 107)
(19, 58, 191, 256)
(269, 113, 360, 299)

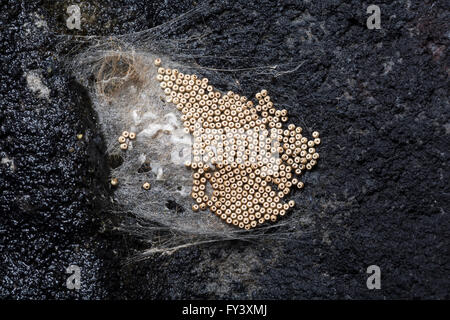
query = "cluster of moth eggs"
(117, 130, 136, 150)
(155, 58, 320, 230)
(111, 130, 151, 190)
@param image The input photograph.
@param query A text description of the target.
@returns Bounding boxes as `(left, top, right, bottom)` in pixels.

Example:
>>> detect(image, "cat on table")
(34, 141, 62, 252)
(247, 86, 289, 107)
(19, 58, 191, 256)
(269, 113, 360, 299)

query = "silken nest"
(69, 5, 323, 257)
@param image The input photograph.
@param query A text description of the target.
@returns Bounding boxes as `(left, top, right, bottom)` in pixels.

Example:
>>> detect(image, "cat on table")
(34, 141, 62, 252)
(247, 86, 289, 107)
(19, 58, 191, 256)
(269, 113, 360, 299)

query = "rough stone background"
(0, 0, 449, 299)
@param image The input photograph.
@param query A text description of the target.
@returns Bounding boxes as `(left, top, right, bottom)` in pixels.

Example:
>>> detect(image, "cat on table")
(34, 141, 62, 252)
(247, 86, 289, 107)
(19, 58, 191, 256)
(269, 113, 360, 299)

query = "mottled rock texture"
(0, 0, 448, 299)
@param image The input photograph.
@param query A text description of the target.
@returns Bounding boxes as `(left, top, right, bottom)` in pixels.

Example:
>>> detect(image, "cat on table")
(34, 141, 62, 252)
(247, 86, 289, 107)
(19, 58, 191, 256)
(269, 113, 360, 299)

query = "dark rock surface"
(0, 0, 448, 299)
